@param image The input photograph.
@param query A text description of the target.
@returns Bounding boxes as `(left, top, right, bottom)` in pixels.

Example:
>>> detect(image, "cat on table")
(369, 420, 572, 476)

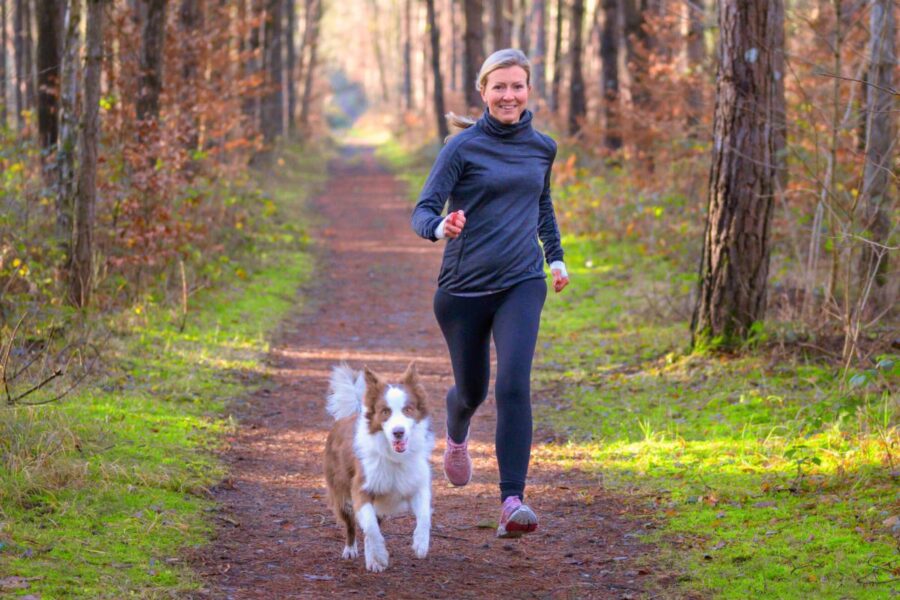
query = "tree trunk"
(530, 0, 546, 101)
(450, 0, 458, 91)
(516, 0, 528, 54)
(70, 0, 104, 308)
(550, 0, 563, 112)
(286, 0, 297, 134)
(622, 0, 650, 110)
(490, 0, 511, 50)
(403, 0, 412, 110)
(691, 0, 782, 348)
(859, 0, 895, 292)
(56, 0, 80, 256)
(568, 0, 585, 134)
(463, 0, 485, 109)
(1, 0, 7, 125)
(298, 0, 320, 129)
(36, 0, 63, 152)
(685, 0, 705, 133)
(13, 0, 31, 129)
(261, 0, 283, 142)
(137, 0, 166, 124)
(600, 0, 620, 150)
(426, 0, 448, 140)
(243, 0, 263, 121)
(179, 0, 201, 149)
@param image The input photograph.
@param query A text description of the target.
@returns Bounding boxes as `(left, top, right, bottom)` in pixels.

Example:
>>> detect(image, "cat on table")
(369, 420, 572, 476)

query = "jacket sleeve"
(411, 141, 465, 242)
(538, 143, 564, 265)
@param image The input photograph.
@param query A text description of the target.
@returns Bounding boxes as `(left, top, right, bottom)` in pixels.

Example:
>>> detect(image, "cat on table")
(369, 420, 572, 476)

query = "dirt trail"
(194, 146, 659, 599)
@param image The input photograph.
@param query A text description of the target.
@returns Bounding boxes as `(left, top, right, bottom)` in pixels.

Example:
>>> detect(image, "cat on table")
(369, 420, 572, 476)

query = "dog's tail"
(326, 363, 365, 420)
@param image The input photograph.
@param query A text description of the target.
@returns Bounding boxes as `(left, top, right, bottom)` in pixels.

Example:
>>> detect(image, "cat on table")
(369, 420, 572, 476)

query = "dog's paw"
(412, 530, 429, 558)
(342, 543, 358, 559)
(364, 540, 389, 572)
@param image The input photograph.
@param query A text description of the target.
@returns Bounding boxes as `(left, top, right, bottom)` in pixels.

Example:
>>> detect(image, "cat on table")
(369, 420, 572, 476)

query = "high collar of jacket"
(478, 108, 534, 140)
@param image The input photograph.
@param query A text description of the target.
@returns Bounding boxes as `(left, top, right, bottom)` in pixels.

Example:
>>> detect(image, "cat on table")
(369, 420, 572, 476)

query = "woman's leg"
(491, 278, 547, 502)
(433, 289, 494, 443)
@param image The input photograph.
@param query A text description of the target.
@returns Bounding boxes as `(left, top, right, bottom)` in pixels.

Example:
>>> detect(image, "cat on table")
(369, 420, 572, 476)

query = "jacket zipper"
(454, 233, 468, 274)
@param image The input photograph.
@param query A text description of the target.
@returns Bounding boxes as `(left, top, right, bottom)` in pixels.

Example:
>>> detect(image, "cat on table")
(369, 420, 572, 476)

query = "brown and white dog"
(323, 362, 434, 572)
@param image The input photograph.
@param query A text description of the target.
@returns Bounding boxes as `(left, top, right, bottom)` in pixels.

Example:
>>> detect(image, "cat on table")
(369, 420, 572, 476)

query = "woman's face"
(481, 66, 530, 125)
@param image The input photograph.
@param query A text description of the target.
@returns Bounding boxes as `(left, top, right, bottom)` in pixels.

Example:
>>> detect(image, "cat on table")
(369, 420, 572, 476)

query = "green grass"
(533, 235, 899, 599)
(0, 143, 329, 598)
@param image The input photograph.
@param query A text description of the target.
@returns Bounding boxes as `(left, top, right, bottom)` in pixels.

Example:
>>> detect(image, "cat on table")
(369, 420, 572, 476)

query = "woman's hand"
(443, 210, 466, 239)
(551, 267, 569, 293)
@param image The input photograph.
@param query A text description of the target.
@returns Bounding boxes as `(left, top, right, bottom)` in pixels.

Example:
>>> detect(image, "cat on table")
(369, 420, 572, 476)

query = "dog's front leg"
(410, 486, 431, 558)
(356, 503, 389, 572)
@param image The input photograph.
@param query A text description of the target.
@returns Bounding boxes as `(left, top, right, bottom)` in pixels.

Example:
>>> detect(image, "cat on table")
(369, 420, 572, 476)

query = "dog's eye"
(381, 407, 391, 416)
(402, 406, 415, 416)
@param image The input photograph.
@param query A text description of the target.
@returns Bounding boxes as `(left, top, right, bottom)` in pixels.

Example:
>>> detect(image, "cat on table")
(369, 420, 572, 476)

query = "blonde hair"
(445, 48, 532, 140)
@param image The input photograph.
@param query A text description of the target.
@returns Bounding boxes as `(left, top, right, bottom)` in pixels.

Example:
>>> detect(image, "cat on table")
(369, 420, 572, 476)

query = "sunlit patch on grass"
(534, 235, 899, 599)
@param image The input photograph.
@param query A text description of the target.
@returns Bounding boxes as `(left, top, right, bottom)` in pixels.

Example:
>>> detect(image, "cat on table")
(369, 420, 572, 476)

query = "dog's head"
(363, 362, 428, 454)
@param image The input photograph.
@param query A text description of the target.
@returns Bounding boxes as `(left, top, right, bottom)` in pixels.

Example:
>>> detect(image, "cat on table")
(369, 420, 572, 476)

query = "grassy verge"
(0, 143, 330, 598)
(533, 236, 899, 599)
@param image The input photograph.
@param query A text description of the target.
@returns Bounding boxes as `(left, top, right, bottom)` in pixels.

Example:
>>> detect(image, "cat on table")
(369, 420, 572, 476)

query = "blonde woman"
(411, 48, 569, 538)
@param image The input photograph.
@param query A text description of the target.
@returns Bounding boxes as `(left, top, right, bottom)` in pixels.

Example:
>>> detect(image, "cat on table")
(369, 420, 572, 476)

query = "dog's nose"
(392, 427, 405, 440)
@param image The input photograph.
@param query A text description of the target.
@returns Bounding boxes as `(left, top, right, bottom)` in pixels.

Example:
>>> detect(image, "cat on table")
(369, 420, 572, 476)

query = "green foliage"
(534, 236, 899, 599)
(0, 143, 327, 598)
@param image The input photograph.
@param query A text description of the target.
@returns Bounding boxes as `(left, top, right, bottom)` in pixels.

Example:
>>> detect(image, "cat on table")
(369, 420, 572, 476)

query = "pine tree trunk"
(691, 0, 782, 348)
(490, 0, 511, 50)
(426, 0, 448, 140)
(56, 0, 80, 257)
(1, 0, 6, 125)
(261, 0, 283, 142)
(568, 0, 585, 134)
(600, 0, 620, 150)
(859, 0, 895, 294)
(516, 0, 528, 54)
(450, 0, 458, 91)
(530, 0, 546, 101)
(243, 0, 262, 121)
(685, 0, 705, 133)
(70, 0, 104, 308)
(403, 0, 412, 110)
(550, 0, 563, 112)
(36, 0, 62, 152)
(463, 0, 485, 109)
(286, 0, 297, 134)
(137, 0, 166, 124)
(179, 0, 201, 149)
(298, 0, 320, 129)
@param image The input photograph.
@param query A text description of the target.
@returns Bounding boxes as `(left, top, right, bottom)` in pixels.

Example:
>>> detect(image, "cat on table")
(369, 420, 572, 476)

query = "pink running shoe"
(496, 496, 538, 538)
(443, 435, 472, 486)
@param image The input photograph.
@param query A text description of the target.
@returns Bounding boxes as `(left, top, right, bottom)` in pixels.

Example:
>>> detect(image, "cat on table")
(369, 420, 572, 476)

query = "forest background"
(0, 0, 897, 597)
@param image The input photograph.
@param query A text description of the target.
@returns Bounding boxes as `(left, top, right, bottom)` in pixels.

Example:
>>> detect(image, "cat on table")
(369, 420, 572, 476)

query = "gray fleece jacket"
(410, 109, 564, 293)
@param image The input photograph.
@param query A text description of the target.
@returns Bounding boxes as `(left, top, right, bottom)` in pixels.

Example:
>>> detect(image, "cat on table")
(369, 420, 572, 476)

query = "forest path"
(195, 146, 660, 599)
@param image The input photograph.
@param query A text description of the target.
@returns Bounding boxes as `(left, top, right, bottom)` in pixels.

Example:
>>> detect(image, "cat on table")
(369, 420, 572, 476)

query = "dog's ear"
(363, 366, 383, 413)
(402, 361, 428, 416)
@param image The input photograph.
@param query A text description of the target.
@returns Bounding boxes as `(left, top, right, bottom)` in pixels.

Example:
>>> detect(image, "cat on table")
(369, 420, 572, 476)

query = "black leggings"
(433, 278, 547, 502)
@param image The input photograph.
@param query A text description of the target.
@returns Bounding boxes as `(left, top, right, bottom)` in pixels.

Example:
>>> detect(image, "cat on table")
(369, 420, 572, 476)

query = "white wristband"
(550, 261, 568, 278)
(435, 217, 448, 239)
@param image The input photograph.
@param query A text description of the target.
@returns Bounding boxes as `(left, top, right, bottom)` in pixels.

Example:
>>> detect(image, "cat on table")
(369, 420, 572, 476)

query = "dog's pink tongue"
(393, 440, 407, 453)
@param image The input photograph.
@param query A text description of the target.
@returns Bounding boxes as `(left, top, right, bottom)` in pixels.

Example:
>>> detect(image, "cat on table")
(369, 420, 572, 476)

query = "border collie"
(323, 362, 434, 572)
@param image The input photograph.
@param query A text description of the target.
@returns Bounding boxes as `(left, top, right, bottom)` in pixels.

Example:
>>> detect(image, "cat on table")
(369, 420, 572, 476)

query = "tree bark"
(70, 0, 104, 308)
(600, 0, 620, 149)
(516, 0, 528, 54)
(36, 0, 63, 151)
(691, 0, 782, 348)
(568, 0, 585, 134)
(550, 0, 563, 112)
(490, 0, 511, 50)
(463, 0, 485, 108)
(426, 0, 448, 140)
(403, 0, 412, 110)
(1, 0, 7, 125)
(137, 0, 166, 124)
(56, 0, 80, 256)
(530, 0, 546, 101)
(286, 0, 297, 134)
(243, 0, 263, 121)
(450, 0, 458, 91)
(298, 0, 320, 129)
(859, 0, 895, 292)
(261, 0, 283, 142)
(179, 0, 201, 149)
(622, 0, 650, 111)
(685, 0, 705, 133)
